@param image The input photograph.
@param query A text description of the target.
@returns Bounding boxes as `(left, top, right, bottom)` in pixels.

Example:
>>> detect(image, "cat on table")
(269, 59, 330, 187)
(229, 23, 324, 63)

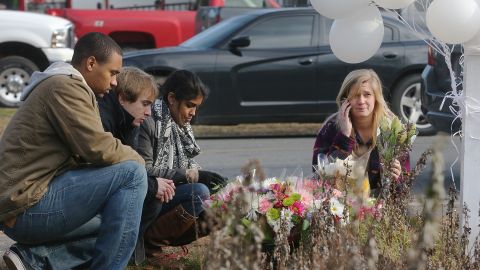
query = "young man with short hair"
(0, 32, 147, 270)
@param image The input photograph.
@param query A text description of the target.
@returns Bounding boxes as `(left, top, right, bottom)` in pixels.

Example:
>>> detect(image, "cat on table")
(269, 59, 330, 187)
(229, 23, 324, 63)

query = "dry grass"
(192, 123, 319, 138)
(0, 108, 320, 138)
(0, 108, 16, 137)
(169, 136, 480, 270)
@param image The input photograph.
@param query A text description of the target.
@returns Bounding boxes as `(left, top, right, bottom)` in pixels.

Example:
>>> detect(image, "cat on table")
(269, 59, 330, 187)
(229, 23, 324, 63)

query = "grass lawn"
(0, 107, 320, 138)
(126, 238, 208, 269)
(0, 108, 16, 136)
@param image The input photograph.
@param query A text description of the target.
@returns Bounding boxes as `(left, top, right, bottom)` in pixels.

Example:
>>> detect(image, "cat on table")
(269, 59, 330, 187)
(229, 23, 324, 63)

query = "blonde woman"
(312, 69, 410, 194)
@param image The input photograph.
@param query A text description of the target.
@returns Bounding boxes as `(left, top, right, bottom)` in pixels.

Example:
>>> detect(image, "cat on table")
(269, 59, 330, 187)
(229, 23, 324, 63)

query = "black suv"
(421, 45, 462, 133)
(124, 8, 432, 134)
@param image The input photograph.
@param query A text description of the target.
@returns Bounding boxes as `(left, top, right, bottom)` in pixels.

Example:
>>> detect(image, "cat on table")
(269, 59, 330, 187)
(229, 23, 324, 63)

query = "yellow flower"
(362, 177, 370, 199)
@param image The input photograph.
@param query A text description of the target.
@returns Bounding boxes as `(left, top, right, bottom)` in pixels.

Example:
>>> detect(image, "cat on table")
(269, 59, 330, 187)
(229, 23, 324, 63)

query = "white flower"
(323, 162, 337, 176)
(329, 197, 345, 218)
(262, 177, 279, 188)
(250, 182, 262, 191)
(281, 208, 295, 232)
(324, 158, 357, 177)
(314, 199, 325, 209)
(246, 209, 258, 221)
(410, 134, 417, 145)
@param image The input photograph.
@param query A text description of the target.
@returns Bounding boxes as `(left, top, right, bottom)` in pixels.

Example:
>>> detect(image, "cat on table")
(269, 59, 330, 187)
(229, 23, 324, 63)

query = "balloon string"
(441, 89, 480, 190)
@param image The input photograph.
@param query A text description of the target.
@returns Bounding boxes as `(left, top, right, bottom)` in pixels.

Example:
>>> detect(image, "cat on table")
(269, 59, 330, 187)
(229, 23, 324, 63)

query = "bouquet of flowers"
(316, 155, 370, 200)
(377, 115, 416, 198)
(205, 171, 383, 246)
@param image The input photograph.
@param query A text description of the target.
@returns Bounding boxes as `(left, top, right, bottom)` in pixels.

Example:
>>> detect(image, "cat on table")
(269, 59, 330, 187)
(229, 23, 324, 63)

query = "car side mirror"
(229, 36, 250, 56)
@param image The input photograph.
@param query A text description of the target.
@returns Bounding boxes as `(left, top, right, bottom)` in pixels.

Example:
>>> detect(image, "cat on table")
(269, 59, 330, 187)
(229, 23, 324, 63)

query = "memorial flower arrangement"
(205, 161, 383, 244)
(377, 115, 416, 198)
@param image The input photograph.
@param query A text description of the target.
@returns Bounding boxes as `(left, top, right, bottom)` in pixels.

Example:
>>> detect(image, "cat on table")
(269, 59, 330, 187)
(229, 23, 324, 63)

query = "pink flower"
(332, 189, 343, 198)
(258, 198, 273, 214)
(271, 183, 281, 192)
(290, 201, 305, 216)
(297, 189, 313, 207)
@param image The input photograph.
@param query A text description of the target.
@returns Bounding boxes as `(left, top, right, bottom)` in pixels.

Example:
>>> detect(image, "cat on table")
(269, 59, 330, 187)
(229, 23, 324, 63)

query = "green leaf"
(302, 219, 310, 231)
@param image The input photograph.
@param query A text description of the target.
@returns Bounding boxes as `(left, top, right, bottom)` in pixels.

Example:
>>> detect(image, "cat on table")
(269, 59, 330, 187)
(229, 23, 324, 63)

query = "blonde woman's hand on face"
(156, 178, 175, 202)
(338, 99, 353, 137)
(391, 159, 402, 180)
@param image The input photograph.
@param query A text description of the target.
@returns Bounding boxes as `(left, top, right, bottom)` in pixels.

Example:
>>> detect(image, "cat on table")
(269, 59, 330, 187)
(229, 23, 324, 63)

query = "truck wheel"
(0, 56, 39, 107)
(391, 74, 436, 136)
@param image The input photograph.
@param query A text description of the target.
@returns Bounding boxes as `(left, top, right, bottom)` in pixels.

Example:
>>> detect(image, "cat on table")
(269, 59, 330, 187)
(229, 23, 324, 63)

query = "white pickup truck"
(0, 10, 75, 107)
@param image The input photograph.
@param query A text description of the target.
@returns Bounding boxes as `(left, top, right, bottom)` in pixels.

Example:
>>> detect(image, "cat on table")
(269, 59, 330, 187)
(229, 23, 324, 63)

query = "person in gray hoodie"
(0, 32, 147, 270)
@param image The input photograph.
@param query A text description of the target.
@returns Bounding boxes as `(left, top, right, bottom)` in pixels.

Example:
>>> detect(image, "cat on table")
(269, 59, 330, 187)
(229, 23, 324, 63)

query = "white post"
(460, 47, 480, 247)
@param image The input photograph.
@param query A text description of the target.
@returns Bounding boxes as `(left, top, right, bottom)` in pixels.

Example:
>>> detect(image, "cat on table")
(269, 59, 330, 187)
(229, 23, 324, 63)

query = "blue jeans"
(2, 161, 147, 270)
(159, 183, 210, 218)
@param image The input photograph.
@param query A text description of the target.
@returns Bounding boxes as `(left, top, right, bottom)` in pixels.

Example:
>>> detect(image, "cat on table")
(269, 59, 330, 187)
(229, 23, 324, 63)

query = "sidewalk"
(0, 232, 15, 269)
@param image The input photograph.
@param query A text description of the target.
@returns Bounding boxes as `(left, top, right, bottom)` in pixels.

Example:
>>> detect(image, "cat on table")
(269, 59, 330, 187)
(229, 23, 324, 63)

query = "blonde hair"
(335, 69, 393, 147)
(114, 66, 158, 102)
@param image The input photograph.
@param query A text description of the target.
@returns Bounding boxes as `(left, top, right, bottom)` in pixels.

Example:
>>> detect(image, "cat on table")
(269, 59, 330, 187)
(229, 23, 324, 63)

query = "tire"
(0, 56, 39, 107)
(154, 75, 168, 87)
(391, 74, 437, 136)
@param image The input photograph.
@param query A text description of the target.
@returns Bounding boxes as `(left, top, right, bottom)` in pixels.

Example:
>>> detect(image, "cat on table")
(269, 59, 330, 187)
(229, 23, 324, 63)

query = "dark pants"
(160, 183, 210, 217)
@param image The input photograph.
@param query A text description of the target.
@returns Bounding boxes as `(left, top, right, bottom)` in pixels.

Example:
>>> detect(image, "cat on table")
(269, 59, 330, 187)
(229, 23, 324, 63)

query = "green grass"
(0, 108, 16, 136)
(0, 108, 16, 117)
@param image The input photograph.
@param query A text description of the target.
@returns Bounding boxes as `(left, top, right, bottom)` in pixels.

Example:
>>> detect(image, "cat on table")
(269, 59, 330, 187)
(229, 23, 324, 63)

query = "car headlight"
(51, 24, 75, 48)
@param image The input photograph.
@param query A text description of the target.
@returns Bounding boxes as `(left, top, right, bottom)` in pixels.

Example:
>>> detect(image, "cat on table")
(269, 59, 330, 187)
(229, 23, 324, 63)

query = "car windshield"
(181, 14, 256, 48)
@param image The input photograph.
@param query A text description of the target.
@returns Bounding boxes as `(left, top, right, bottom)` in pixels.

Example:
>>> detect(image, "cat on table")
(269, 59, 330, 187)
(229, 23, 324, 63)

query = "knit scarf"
(151, 99, 201, 170)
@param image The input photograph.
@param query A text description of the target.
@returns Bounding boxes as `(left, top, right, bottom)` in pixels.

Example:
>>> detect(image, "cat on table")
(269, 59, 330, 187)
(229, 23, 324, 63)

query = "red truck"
(47, 0, 278, 50)
(47, 8, 197, 49)
(4, 0, 294, 50)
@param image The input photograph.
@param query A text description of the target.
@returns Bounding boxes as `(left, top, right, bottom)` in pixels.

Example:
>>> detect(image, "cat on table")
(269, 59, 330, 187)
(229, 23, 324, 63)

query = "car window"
(240, 15, 314, 49)
(321, 18, 398, 44)
(182, 14, 256, 48)
(319, 17, 333, 45)
(399, 26, 428, 41)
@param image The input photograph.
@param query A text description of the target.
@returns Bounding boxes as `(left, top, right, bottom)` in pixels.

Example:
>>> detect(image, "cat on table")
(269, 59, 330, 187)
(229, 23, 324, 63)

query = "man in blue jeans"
(0, 32, 147, 269)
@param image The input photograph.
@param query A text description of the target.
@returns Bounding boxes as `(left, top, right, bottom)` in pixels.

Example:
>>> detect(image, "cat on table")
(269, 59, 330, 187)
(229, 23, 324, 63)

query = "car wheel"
(154, 75, 168, 88)
(0, 56, 39, 107)
(391, 74, 436, 136)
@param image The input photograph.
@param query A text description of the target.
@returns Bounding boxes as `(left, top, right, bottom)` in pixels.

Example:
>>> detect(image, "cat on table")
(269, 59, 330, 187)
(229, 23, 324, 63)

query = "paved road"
(0, 134, 461, 267)
(196, 134, 461, 193)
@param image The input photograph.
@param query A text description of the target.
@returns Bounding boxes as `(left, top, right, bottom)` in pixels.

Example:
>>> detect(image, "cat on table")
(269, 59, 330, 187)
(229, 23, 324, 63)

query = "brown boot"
(170, 211, 216, 246)
(144, 205, 196, 261)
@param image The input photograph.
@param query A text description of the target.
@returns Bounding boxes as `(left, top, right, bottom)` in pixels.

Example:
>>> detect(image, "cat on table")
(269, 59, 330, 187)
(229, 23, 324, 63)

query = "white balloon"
(329, 5, 384, 63)
(374, 0, 415, 9)
(463, 26, 480, 54)
(426, 0, 480, 44)
(309, 0, 370, 19)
